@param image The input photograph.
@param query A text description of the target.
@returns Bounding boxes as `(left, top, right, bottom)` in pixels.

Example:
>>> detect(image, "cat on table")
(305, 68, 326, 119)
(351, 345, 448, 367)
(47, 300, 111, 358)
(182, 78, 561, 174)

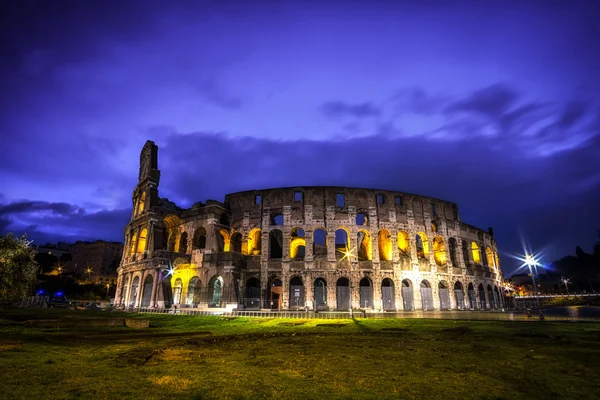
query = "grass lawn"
(1, 309, 600, 399)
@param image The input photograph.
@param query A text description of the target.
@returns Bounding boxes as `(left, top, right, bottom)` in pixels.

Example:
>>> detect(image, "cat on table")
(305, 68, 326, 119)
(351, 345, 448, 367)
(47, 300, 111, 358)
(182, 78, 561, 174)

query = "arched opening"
(173, 278, 183, 305)
(448, 238, 458, 267)
(378, 229, 392, 261)
(167, 232, 176, 252)
(357, 230, 372, 261)
(471, 242, 481, 264)
(462, 240, 470, 264)
(336, 277, 350, 310)
(359, 277, 373, 308)
(289, 276, 305, 309)
(129, 276, 140, 307)
(130, 233, 137, 256)
(218, 229, 230, 252)
(431, 220, 438, 233)
(420, 280, 433, 311)
(467, 283, 476, 309)
(335, 228, 350, 260)
(247, 228, 261, 255)
(438, 281, 451, 310)
(270, 213, 283, 226)
(136, 192, 146, 215)
(269, 229, 283, 259)
(231, 232, 242, 253)
(141, 274, 153, 307)
(219, 213, 230, 226)
(487, 284, 495, 309)
(208, 276, 223, 307)
(381, 278, 395, 310)
(416, 232, 429, 259)
(121, 275, 130, 306)
(356, 212, 368, 226)
(454, 281, 465, 310)
(478, 283, 486, 309)
(136, 229, 148, 253)
(401, 279, 414, 310)
(193, 227, 207, 250)
(398, 231, 409, 254)
(494, 285, 501, 309)
(290, 227, 306, 259)
(486, 247, 495, 268)
(313, 228, 327, 257)
(179, 232, 188, 254)
(267, 277, 282, 310)
(187, 277, 201, 305)
(314, 278, 327, 309)
(432, 236, 446, 266)
(245, 277, 260, 309)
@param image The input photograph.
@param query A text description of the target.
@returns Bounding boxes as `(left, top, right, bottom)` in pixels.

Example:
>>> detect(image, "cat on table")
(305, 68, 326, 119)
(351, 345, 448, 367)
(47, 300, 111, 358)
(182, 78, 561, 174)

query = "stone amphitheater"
(115, 141, 504, 312)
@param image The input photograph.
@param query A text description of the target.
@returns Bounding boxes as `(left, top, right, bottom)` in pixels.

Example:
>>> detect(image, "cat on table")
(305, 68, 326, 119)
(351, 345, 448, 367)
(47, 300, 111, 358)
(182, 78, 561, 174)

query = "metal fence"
(121, 307, 600, 322)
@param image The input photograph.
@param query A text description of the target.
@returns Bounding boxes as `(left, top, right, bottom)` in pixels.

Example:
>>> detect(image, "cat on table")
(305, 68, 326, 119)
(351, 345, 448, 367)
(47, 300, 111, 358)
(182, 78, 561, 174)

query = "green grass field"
(1, 309, 600, 399)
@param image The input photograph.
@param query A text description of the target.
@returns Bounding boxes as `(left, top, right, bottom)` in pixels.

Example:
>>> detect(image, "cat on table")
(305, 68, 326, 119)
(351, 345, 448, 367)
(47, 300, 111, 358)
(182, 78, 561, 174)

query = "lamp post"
(562, 277, 570, 297)
(525, 254, 543, 318)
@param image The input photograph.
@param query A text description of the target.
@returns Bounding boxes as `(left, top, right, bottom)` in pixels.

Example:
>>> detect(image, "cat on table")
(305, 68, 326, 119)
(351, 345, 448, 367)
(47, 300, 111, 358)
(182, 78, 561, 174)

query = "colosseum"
(115, 141, 504, 312)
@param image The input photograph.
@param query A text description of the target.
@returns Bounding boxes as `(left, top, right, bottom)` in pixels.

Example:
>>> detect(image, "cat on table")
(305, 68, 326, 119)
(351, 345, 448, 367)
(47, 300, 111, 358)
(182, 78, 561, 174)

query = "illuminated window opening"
(471, 242, 481, 264)
(398, 231, 409, 254)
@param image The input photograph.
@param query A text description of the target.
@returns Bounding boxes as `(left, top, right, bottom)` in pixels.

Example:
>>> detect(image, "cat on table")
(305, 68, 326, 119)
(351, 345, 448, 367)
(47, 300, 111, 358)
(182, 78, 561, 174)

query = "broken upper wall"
(226, 186, 460, 229)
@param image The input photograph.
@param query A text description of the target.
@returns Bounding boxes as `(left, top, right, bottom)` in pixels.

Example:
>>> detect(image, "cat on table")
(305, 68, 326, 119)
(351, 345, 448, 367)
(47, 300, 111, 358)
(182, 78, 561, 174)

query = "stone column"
(304, 276, 313, 309)
(304, 230, 314, 262)
(326, 229, 336, 262)
(150, 268, 160, 307)
(373, 276, 382, 311)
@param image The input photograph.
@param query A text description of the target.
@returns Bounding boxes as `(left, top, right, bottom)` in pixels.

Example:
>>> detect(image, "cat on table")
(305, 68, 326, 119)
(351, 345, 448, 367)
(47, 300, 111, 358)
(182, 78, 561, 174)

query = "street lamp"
(561, 277, 570, 296)
(525, 254, 543, 318)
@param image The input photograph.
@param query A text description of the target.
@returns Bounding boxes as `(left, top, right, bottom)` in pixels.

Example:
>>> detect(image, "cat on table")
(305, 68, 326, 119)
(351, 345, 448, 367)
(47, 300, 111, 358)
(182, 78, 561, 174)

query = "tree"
(0, 233, 38, 301)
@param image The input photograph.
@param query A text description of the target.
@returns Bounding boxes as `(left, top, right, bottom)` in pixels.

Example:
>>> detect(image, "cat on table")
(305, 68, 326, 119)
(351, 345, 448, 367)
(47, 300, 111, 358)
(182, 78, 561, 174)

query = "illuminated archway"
(471, 242, 481, 264)
(290, 227, 306, 259)
(378, 229, 392, 261)
(432, 236, 446, 266)
(136, 229, 147, 253)
(416, 232, 429, 259)
(129, 233, 137, 256)
(173, 278, 183, 305)
(398, 231, 409, 254)
(247, 228, 262, 255)
(136, 191, 146, 215)
(486, 247, 495, 268)
(357, 229, 372, 261)
(219, 229, 231, 252)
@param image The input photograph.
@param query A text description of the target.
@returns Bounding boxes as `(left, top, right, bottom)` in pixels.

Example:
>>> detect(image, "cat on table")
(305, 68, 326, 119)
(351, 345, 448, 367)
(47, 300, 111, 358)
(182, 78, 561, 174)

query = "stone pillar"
(304, 230, 314, 262)
(282, 227, 291, 261)
(432, 284, 440, 310)
(305, 276, 313, 309)
(371, 229, 380, 262)
(150, 269, 160, 307)
(326, 229, 336, 262)
(373, 277, 382, 311)
(124, 272, 133, 306)
(414, 284, 423, 310)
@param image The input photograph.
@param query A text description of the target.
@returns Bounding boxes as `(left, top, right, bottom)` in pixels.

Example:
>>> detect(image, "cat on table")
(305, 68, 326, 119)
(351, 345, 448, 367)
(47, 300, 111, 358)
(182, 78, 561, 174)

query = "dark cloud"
(320, 101, 381, 119)
(153, 124, 599, 277)
(0, 199, 129, 245)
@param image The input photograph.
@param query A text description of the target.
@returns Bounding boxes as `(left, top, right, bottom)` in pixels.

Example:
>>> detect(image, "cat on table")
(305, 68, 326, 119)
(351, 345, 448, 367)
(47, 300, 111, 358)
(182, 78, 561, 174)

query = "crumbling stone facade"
(115, 141, 504, 311)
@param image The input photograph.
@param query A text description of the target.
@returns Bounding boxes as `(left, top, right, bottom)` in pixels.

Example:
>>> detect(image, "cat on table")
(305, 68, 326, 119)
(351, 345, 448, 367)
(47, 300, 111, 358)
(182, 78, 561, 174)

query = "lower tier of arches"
(116, 268, 504, 312)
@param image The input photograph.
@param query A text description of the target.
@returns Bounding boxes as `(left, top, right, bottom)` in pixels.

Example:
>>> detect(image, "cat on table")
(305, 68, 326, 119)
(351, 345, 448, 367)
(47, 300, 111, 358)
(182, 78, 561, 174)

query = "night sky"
(1, 0, 599, 276)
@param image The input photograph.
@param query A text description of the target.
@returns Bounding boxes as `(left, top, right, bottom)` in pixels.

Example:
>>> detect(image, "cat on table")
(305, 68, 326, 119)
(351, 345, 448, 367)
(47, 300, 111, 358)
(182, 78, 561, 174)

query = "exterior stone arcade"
(115, 141, 505, 312)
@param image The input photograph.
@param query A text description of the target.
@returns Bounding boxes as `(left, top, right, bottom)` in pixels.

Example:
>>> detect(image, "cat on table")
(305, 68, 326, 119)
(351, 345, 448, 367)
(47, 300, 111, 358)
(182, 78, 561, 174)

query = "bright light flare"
(337, 246, 356, 261)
